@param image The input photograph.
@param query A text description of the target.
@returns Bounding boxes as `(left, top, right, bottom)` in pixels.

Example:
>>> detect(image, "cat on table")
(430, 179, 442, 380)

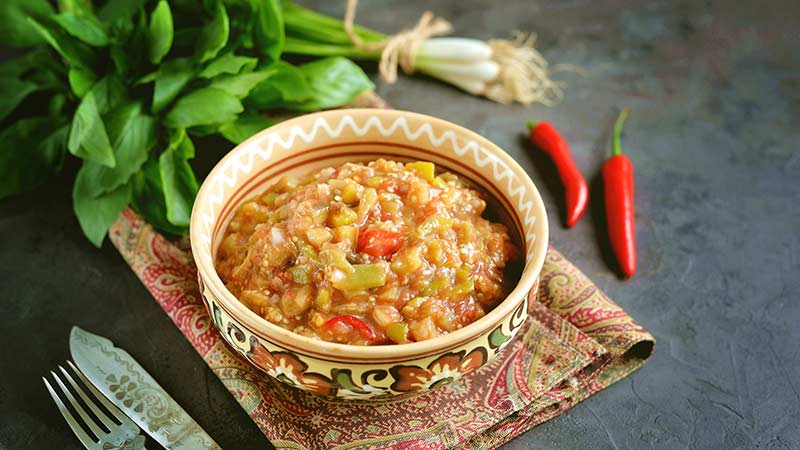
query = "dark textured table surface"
(2, 1, 799, 449)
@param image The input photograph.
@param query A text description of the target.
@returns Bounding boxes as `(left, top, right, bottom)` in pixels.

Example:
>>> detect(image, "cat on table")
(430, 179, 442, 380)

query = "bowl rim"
(190, 108, 548, 360)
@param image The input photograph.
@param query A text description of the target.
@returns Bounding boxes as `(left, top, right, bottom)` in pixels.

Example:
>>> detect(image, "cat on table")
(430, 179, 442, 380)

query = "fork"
(43, 361, 146, 450)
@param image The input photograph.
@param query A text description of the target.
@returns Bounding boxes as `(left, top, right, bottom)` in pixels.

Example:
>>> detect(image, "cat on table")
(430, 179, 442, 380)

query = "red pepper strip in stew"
(527, 121, 589, 227)
(357, 229, 402, 256)
(602, 108, 636, 278)
(324, 315, 377, 341)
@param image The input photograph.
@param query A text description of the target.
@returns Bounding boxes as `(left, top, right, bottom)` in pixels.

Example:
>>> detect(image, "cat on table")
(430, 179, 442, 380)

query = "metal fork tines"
(43, 361, 146, 450)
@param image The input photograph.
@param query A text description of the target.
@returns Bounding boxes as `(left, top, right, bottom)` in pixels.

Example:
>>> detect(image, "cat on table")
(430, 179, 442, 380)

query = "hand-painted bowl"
(190, 109, 548, 400)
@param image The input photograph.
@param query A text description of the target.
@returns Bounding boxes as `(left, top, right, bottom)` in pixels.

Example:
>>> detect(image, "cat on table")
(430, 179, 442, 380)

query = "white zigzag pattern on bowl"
(199, 115, 538, 264)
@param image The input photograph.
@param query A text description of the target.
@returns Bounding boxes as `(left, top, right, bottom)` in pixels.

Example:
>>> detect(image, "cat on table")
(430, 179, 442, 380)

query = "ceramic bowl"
(190, 109, 548, 400)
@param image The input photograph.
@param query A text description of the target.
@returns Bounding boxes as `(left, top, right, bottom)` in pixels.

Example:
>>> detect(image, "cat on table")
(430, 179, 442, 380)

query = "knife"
(70, 326, 222, 450)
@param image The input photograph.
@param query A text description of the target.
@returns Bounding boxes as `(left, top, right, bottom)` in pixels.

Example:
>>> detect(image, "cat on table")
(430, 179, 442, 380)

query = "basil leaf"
(135, 71, 158, 85)
(253, 0, 283, 63)
(173, 26, 202, 48)
(147, 0, 173, 64)
(52, 12, 109, 47)
(0, 51, 65, 93)
(159, 130, 198, 227)
(68, 66, 96, 98)
(49, 94, 67, 117)
(219, 112, 276, 144)
(0, 0, 54, 48)
(186, 124, 220, 137)
(209, 70, 272, 98)
(199, 52, 257, 78)
(0, 118, 67, 199)
(226, 1, 254, 49)
(0, 76, 38, 122)
(41, 122, 69, 161)
(152, 58, 195, 113)
(25, 68, 63, 91)
(73, 164, 132, 247)
(131, 158, 187, 235)
(26, 17, 96, 69)
(195, 2, 229, 63)
(57, 0, 93, 15)
(90, 74, 127, 114)
(97, 0, 146, 23)
(286, 57, 373, 111)
(0, 49, 57, 78)
(109, 46, 129, 77)
(106, 15, 134, 45)
(68, 90, 115, 167)
(107, 8, 147, 77)
(220, 1, 257, 12)
(165, 87, 243, 128)
(80, 102, 156, 197)
(40, 124, 69, 173)
(106, 102, 156, 158)
(245, 61, 311, 108)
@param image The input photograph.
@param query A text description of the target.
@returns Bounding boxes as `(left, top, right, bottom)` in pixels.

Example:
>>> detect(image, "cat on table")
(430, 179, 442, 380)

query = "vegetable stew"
(215, 159, 519, 345)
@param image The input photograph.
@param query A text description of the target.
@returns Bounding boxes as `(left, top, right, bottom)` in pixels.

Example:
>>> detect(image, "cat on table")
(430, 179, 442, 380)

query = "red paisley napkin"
(108, 92, 653, 449)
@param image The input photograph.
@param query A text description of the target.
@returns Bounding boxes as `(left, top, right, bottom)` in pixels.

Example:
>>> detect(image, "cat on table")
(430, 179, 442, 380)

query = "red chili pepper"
(527, 121, 589, 227)
(324, 315, 377, 341)
(602, 108, 636, 278)
(357, 229, 402, 256)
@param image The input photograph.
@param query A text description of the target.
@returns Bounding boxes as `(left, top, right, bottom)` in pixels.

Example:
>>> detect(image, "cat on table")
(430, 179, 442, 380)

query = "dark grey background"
(2, 0, 798, 449)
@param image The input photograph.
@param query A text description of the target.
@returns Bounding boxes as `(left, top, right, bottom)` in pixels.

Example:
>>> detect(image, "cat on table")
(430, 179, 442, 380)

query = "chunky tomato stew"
(215, 159, 519, 345)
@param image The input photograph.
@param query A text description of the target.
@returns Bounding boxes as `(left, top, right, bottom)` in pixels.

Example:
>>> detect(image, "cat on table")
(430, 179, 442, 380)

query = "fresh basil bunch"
(0, 0, 373, 245)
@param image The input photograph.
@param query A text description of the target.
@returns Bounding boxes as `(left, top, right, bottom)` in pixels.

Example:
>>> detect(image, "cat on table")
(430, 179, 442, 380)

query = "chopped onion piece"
(270, 227, 285, 245)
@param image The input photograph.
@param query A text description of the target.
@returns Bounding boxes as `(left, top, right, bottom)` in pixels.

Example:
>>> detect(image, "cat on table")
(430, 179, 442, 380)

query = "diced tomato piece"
(357, 229, 403, 256)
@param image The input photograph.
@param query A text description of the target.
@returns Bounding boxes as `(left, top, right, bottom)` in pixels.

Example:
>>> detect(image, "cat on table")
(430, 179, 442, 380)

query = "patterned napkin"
(108, 93, 654, 449)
